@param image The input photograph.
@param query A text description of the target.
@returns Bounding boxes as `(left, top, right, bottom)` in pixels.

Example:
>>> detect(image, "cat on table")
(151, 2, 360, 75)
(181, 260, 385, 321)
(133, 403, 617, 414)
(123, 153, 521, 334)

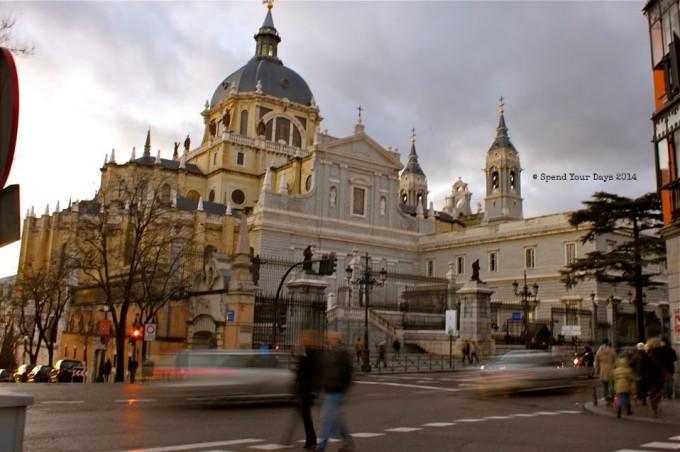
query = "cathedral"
(14, 3, 668, 371)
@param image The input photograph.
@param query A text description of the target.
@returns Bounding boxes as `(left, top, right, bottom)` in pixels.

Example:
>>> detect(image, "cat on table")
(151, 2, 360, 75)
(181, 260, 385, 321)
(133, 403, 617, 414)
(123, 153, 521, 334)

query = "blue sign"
(227, 310, 235, 321)
(512, 312, 521, 321)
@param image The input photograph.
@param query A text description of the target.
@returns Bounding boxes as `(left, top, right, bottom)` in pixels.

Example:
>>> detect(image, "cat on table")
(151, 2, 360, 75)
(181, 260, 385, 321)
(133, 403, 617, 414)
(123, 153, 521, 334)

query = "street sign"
(512, 312, 521, 321)
(227, 310, 235, 321)
(144, 323, 156, 341)
(561, 325, 581, 336)
(98, 319, 112, 336)
(445, 309, 457, 336)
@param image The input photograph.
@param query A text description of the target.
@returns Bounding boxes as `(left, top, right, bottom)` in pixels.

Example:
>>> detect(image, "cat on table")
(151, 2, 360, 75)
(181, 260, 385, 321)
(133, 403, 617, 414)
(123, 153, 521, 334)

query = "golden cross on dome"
(357, 105, 363, 118)
(263, 0, 274, 10)
(498, 95, 505, 113)
(411, 127, 416, 143)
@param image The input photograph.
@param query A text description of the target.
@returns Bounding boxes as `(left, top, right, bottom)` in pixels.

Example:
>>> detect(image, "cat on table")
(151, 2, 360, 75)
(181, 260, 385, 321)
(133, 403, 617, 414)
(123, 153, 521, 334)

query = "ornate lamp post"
(346, 253, 387, 372)
(512, 270, 539, 349)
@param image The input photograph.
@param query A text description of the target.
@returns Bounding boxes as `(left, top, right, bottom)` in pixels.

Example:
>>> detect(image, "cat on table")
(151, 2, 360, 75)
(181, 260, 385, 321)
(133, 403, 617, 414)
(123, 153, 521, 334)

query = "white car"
(150, 349, 296, 404)
(476, 350, 579, 395)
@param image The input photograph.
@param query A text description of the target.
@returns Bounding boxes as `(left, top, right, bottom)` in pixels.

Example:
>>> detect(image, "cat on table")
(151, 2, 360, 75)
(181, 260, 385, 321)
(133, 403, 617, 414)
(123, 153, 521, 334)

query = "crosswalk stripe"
(351, 432, 384, 438)
(248, 445, 292, 450)
(421, 422, 456, 427)
(385, 427, 423, 432)
(640, 442, 680, 450)
(124, 438, 263, 452)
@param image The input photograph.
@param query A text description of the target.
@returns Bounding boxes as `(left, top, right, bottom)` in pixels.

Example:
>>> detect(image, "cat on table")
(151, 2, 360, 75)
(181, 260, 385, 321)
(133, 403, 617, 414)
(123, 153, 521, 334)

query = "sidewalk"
(583, 395, 680, 425)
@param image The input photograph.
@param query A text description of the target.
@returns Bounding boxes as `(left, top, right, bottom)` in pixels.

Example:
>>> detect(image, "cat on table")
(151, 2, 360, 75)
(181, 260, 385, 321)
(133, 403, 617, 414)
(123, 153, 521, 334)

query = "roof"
(488, 111, 516, 152)
(210, 6, 313, 108)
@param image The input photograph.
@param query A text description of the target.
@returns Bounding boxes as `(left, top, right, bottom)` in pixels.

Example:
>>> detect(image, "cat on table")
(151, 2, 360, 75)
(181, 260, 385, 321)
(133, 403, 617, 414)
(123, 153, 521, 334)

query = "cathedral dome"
(211, 58, 313, 108)
(210, 5, 314, 108)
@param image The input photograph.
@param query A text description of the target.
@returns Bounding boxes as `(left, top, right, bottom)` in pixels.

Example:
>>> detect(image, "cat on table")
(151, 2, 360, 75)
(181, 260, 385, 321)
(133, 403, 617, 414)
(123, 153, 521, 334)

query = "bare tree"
(14, 245, 71, 366)
(74, 168, 198, 382)
(0, 15, 34, 56)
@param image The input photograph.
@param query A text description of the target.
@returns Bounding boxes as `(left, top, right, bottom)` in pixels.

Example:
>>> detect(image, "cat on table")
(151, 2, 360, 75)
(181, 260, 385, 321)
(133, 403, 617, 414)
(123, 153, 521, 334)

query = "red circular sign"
(0, 48, 19, 189)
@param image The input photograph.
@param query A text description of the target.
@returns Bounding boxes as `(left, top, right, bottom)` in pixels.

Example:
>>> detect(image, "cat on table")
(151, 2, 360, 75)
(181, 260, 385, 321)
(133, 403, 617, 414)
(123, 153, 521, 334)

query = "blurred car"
(13, 364, 35, 382)
(0, 369, 14, 382)
(27, 365, 52, 383)
(49, 359, 86, 382)
(475, 350, 579, 395)
(150, 349, 295, 403)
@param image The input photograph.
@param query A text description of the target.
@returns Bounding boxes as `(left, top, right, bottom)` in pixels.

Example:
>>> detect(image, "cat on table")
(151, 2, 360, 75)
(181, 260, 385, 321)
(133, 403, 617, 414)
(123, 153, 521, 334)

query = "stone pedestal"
(456, 280, 495, 357)
(285, 270, 329, 347)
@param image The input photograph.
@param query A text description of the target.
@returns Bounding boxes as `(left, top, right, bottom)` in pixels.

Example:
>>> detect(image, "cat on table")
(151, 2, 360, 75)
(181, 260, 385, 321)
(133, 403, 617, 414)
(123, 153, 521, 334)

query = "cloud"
(0, 1, 657, 277)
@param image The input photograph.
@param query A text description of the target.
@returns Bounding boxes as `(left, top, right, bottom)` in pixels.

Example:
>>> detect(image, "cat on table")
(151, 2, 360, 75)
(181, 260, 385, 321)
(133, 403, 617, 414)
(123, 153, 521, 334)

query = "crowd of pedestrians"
(594, 336, 677, 418)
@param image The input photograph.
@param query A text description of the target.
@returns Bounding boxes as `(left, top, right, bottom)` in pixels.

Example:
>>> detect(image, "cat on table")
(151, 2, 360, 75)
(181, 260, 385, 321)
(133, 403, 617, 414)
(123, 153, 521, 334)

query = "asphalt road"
(2, 371, 679, 452)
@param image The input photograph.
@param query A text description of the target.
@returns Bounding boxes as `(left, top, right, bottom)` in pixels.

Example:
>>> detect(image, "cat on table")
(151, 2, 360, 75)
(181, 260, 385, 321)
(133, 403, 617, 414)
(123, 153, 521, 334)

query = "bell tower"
(399, 129, 428, 210)
(484, 99, 523, 222)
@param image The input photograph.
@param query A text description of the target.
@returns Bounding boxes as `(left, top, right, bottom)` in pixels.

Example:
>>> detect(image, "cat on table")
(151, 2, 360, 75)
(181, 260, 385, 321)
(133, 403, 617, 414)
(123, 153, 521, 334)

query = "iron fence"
(253, 293, 327, 350)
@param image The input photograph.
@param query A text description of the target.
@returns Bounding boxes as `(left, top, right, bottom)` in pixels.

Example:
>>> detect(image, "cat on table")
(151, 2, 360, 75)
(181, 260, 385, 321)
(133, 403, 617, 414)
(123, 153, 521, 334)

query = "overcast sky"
(0, 1, 655, 278)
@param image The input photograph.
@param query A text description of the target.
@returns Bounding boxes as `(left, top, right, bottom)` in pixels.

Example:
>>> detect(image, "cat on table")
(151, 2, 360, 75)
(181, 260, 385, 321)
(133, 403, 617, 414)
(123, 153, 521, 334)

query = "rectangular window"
(456, 255, 465, 275)
(658, 138, 671, 186)
(426, 259, 435, 277)
(651, 17, 665, 66)
(524, 247, 535, 269)
(236, 151, 244, 166)
(213, 152, 217, 166)
(488, 251, 498, 272)
(565, 242, 576, 265)
(352, 187, 366, 216)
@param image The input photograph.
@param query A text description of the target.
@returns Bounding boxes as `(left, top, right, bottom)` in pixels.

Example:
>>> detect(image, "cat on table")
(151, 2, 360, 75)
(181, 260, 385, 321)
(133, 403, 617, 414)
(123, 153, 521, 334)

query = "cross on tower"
(357, 105, 363, 118)
(498, 95, 505, 113)
(263, 0, 274, 9)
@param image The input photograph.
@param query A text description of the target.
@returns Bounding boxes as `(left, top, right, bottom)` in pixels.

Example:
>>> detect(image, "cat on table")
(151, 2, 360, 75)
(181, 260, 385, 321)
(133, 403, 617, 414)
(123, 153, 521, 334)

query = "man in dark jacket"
(316, 331, 354, 452)
(295, 331, 320, 449)
(658, 337, 677, 399)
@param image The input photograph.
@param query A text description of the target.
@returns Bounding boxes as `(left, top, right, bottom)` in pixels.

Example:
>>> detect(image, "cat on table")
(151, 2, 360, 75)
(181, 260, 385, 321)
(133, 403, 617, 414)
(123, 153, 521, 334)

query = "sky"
(0, 0, 656, 278)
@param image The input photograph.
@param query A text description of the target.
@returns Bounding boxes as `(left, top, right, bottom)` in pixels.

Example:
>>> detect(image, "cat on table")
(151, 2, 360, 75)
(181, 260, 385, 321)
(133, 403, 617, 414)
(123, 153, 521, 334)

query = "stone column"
(456, 280, 495, 358)
(606, 296, 622, 346)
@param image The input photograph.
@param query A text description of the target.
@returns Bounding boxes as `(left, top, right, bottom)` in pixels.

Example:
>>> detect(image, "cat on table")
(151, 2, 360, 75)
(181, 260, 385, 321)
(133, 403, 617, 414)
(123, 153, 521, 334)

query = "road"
(2, 370, 679, 452)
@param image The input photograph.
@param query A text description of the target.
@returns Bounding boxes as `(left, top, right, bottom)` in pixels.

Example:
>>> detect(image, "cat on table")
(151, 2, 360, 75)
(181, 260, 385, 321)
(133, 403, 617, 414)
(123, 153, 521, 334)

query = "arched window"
(401, 193, 408, 204)
(118, 181, 126, 198)
(491, 171, 499, 191)
(264, 116, 302, 146)
(510, 171, 517, 191)
(187, 190, 200, 200)
(208, 190, 215, 202)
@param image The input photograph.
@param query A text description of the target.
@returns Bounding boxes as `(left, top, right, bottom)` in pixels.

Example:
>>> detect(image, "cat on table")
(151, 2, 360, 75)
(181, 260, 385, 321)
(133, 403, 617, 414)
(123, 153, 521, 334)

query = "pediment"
(318, 133, 403, 171)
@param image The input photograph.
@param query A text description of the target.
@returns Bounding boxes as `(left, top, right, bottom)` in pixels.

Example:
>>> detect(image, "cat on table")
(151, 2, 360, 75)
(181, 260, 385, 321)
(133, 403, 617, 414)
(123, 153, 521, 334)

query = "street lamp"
(512, 270, 539, 349)
(346, 253, 387, 372)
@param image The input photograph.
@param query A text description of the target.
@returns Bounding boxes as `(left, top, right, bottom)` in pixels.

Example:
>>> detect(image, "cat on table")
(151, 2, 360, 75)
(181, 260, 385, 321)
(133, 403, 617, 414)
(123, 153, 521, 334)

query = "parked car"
(150, 349, 295, 403)
(13, 364, 35, 382)
(27, 365, 52, 383)
(475, 350, 580, 395)
(0, 369, 14, 382)
(49, 359, 86, 382)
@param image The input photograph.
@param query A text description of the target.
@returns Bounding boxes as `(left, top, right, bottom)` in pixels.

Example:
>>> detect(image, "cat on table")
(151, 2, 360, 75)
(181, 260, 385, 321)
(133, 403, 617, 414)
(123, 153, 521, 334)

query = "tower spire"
(143, 128, 151, 157)
(254, 0, 281, 62)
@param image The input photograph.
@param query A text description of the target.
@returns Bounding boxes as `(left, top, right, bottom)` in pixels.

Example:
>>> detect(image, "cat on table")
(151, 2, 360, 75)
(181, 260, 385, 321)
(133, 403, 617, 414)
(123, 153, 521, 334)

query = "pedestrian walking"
(354, 338, 363, 364)
(128, 358, 138, 384)
(629, 342, 649, 405)
(469, 341, 479, 364)
(657, 337, 677, 399)
(392, 338, 401, 357)
(291, 330, 320, 450)
(375, 342, 387, 368)
(103, 358, 112, 383)
(595, 339, 616, 403)
(613, 355, 635, 418)
(461, 341, 471, 364)
(643, 338, 666, 415)
(316, 331, 355, 452)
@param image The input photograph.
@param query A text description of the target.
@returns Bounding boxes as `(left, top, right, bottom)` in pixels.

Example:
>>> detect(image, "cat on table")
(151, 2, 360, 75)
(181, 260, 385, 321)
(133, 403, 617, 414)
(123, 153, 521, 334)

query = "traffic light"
(318, 254, 329, 275)
(129, 325, 142, 345)
(318, 252, 337, 276)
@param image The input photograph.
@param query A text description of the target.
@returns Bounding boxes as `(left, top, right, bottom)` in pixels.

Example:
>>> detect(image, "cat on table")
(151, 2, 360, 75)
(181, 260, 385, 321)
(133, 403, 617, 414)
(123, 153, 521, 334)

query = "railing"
(356, 352, 456, 374)
(189, 133, 309, 160)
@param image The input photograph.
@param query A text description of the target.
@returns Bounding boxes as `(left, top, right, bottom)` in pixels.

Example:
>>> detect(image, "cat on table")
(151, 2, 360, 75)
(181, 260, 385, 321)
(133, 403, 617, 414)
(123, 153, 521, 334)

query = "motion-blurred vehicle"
(150, 349, 296, 403)
(27, 365, 52, 383)
(573, 347, 594, 378)
(49, 359, 86, 382)
(475, 350, 579, 395)
(13, 364, 35, 382)
(0, 369, 13, 382)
